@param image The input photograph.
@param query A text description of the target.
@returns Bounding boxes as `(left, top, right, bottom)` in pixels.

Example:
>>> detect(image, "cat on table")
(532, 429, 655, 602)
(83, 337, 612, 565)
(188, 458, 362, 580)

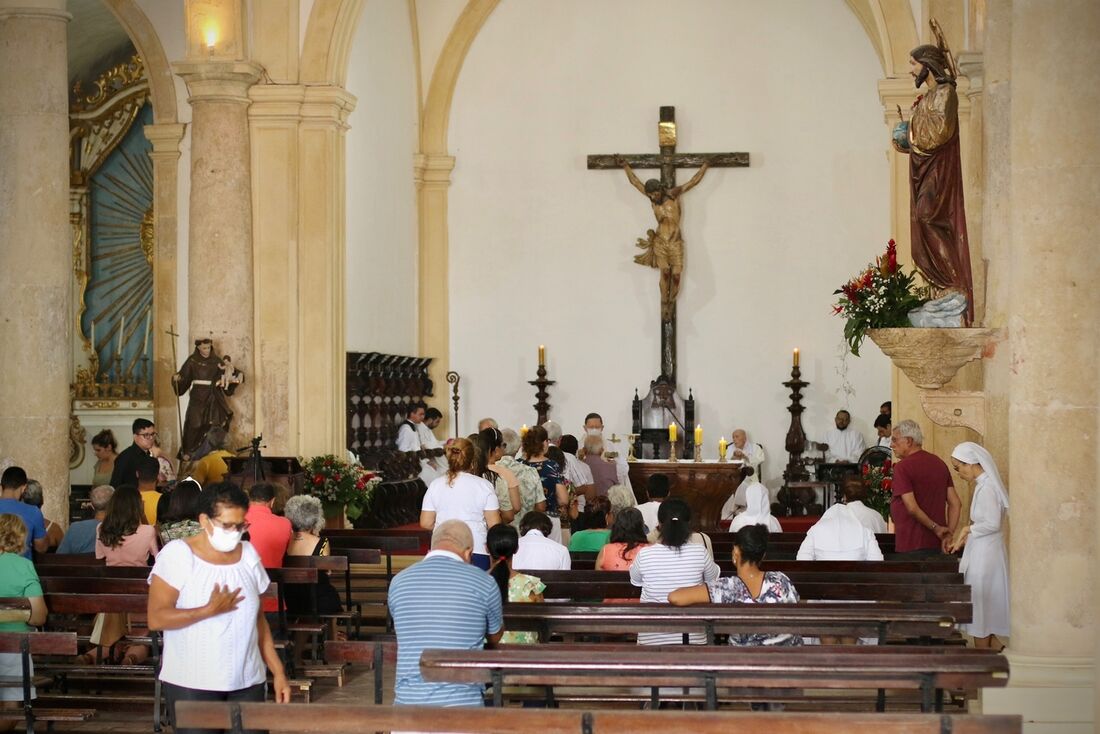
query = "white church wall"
(446, 0, 892, 487)
(345, 0, 420, 354)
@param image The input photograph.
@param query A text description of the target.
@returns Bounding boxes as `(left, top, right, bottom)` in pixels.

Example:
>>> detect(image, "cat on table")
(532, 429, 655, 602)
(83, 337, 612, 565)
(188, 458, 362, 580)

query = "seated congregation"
(0, 409, 1010, 732)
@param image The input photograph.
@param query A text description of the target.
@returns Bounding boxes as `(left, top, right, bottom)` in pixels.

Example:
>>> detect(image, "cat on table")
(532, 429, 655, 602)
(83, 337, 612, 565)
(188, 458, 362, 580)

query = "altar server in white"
(824, 410, 866, 463)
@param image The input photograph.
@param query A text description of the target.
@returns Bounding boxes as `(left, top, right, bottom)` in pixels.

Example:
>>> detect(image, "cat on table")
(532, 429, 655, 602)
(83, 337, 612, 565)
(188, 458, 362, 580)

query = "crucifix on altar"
(588, 106, 749, 383)
(589, 106, 749, 459)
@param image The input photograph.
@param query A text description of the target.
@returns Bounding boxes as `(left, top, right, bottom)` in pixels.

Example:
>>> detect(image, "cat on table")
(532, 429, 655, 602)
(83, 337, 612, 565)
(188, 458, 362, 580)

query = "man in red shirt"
(245, 483, 292, 613)
(889, 419, 962, 555)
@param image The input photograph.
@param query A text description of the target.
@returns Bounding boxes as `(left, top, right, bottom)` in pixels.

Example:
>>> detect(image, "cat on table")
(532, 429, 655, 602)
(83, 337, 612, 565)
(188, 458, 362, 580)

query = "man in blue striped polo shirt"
(389, 519, 503, 706)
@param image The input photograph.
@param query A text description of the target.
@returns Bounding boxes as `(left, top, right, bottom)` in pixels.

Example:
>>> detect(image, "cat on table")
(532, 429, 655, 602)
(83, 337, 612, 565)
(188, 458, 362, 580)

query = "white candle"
(90, 319, 95, 348)
(142, 312, 151, 354)
(117, 314, 125, 356)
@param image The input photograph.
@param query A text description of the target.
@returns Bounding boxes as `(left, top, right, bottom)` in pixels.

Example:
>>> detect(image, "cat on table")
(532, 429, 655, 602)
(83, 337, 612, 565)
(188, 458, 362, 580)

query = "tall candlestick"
(793, 347, 799, 367)
(538, 345, 545, 366)
(668, 423, 677, 443)
(142, 312, 151, 354)
(117, 314, 125, 356)
(694, 424, 703, 445)
(718, 436, 728, 460)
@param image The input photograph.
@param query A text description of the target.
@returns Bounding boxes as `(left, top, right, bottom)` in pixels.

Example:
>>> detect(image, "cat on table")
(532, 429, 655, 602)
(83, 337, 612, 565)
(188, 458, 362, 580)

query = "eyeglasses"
(211, 518, 250, 533)
(137, 432, 158, 438)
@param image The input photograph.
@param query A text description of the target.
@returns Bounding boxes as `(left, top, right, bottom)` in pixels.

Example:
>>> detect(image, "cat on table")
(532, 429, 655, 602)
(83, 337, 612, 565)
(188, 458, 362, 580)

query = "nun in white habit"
(948, 442, 1010, 649)
(728, 482, 782, 533)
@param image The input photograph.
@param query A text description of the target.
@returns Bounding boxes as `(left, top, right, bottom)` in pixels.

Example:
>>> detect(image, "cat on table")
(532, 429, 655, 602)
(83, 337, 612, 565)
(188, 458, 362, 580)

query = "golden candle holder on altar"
(667, 439, 679, 463)
(693, 443, 702, 462)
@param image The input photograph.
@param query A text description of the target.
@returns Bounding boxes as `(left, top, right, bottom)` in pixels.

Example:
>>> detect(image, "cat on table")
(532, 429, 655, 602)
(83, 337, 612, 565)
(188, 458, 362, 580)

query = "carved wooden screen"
(346, 352, 434, 470)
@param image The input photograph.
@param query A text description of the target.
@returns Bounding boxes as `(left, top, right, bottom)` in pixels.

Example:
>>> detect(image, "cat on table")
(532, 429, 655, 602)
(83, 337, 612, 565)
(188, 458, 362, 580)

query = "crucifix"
(588, 105, 749, 383)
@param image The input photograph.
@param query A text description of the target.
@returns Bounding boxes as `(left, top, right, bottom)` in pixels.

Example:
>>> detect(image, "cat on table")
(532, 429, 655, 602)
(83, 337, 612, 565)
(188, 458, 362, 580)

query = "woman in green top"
(487, 524, 544, 644)
(568, 496, 613, 552)
(0, 513, 47, 725)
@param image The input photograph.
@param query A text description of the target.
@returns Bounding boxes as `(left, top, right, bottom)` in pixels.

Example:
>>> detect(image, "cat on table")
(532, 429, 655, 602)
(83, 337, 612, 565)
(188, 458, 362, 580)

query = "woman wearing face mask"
(148, 482, 291, 732)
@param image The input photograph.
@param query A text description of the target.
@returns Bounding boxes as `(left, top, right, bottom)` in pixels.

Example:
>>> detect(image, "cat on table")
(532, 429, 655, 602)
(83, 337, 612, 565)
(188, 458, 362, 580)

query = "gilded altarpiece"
(68, 56, 156, 484)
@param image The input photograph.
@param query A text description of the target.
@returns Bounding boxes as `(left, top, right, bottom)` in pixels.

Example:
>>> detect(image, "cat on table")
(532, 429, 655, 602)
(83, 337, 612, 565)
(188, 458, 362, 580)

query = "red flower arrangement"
(864, 458, 894, 522)
(302, 454, 382, 521)
(832, 239, 928, 356)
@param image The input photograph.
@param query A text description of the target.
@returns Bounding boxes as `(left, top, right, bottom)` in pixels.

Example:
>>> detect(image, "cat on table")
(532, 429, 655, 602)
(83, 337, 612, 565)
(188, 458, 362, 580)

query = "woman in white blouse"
(947, 442, 1010, 651)
(147, 483, 290, 732)
(420, 437, 502, 570)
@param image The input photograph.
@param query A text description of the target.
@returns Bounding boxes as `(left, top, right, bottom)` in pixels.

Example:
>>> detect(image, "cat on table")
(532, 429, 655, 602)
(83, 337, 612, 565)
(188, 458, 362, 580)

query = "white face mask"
(585, 427, 602, 437)
(207, 524, 243, 552)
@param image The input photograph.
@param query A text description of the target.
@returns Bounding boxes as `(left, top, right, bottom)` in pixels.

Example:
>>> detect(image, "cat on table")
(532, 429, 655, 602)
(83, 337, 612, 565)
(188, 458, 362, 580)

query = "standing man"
(0, 467, 48, 558)
(874, 414, 892, 447)
(889, 420, 962, 555)
(824, 410, 866, 464)
(396, 403, 440, 485)
(582, 413, 632, 494)
(542, 421, 594, 499)
(111, 418, 158, 488)
(417, 408, 445, 483)
(389, 520, 503, 706)
(136, 455, 162, 525)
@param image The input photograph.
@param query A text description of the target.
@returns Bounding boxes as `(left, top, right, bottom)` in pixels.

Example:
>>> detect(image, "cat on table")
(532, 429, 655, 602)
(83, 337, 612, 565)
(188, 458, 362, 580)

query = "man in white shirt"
(542, 421, 594, 498)
(396, 403, 439, 485)
(512, 512, 571, 570)
(636, 474, 668, 537)
(416, 407, 446, 484)
(729, 428, 765, 479)
(824, 410, 866, 463)
(581, 412, 632, 494)
(839, 476, 888, 534)
(873, 415, 892, 448)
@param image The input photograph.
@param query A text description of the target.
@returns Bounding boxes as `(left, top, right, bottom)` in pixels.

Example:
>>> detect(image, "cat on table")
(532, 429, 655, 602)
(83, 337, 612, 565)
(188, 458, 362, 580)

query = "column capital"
(173, 60, 262, 104)
(300, 86, 357, 127)
(957, 51, 984, 96)
(248, 84, 306, 122)
(414, 153, 456, 189)
(0, 1, 69, 23)
(143, 123, 186, 160)
(877, 77, 919, 126)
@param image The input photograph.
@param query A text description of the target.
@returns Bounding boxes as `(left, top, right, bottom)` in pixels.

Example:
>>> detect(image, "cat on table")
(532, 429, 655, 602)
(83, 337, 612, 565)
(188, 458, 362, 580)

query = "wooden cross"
(587, 106, 749, 382)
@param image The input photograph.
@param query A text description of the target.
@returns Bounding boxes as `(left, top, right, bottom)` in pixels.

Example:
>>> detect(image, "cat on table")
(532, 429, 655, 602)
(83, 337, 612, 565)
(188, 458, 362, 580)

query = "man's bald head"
(431, 519, 474, 562)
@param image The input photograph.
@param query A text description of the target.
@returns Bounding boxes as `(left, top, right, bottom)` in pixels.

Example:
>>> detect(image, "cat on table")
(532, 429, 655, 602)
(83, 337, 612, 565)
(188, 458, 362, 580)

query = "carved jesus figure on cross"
(616, 154, 711, 320)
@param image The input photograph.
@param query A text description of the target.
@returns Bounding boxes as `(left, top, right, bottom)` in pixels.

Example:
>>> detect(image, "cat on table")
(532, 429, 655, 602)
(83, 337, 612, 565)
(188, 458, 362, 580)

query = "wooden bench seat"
(420, 644, 1009, 711)
(0, 629, 96, 733)
(174, 701, 1022, 734)
(504, 601, 968, 643)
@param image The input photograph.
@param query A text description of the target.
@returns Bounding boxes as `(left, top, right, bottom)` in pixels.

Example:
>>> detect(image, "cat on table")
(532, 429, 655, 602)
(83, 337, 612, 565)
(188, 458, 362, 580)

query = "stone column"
(298, 86, 355, 457)
(173, 61, 262, 452)
(415, 153, 456, 431)
(982, 0, 1100, 729)
(0, 1, 71, 524)
(143, 122, 186, 455)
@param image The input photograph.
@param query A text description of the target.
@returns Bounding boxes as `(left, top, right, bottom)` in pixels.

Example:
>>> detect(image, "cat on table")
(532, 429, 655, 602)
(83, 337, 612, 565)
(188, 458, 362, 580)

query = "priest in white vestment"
(416, 407, 445, 484)
(395, 403, 441, 486)
(581, 413, 632, 494)
(823, 410, 866, 463)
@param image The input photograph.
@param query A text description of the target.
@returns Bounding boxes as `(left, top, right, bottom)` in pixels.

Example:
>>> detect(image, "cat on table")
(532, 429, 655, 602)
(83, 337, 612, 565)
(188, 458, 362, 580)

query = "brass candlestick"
(694, 443, 702, 462)
(667, 439, 679, 463)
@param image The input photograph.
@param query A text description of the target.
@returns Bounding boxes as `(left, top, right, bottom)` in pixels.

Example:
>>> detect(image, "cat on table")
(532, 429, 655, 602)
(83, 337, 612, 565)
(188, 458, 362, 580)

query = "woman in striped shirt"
(628, 498, 719, 645)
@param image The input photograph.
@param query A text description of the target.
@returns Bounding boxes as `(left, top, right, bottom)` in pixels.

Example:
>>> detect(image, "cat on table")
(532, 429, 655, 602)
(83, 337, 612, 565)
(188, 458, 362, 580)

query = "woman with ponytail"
(420, 437, 502, 570)
(486, 524, 544, 644)
(628, 498, 719, 645)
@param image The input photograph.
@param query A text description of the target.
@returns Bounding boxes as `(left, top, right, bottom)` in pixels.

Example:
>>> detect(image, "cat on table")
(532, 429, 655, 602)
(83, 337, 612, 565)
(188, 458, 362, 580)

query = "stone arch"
(301, 0, 366, 86)
(845, 0, 920, 77)
(99, 0, 177, 123)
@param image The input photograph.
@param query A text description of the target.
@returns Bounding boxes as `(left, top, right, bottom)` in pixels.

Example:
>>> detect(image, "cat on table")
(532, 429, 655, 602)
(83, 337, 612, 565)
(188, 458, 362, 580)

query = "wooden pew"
(420, 645, 1010, 712)
(323, 532, 425, 580)
(323, 639, 396, 704)
(536, 569, 964, 586)
(569, 554, 959, 571)
(175, 701, 1023, 734)
(0, 629, 96, 733)
(503, 601, 967, 645)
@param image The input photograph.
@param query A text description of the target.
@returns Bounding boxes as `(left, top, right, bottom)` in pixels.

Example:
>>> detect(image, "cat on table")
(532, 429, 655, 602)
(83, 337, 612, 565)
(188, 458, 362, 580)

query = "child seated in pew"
(0, 514, 47, 732)
(487, 524, 544, 644)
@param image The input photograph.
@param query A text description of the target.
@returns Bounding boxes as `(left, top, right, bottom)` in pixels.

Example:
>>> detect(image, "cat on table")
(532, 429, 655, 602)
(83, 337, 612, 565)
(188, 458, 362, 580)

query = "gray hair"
(284, 494, 325, 534)
(542, 420, 562, 442)
(500, 428, 521, 457)
(894, 419, 924, 445)
(22, 480, 43, 507)
(431, 519, 473, 552)
(89, 485, 115, 511)
(477, 418, 498, 431)
(607, 484, 636, 514)
(583, 433, 604, 455)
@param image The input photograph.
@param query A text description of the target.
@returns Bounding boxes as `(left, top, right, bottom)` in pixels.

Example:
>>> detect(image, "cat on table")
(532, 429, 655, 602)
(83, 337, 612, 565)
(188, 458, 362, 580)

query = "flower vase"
(322, 501, 346, 530)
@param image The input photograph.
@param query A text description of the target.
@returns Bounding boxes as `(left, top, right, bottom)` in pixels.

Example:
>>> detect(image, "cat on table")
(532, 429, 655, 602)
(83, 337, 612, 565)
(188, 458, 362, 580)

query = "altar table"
(627, 460, 745, 532)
